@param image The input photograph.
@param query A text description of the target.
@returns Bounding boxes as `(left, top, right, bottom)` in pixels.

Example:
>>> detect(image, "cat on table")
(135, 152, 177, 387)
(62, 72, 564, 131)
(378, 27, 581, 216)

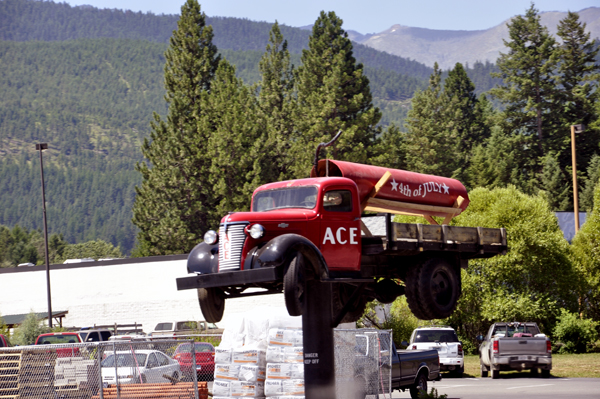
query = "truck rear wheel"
(405, 263, 431, 320)
(198, 287, 225, 323)
(409, 371, 428, 399)
(480, 362, 488, 378)
(418, 258, 461, 319)
(284, 254, 305, 316)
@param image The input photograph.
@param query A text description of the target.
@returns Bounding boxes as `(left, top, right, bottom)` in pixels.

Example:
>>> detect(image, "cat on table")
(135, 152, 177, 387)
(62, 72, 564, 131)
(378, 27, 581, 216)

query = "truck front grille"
(219, 222, 248, 271)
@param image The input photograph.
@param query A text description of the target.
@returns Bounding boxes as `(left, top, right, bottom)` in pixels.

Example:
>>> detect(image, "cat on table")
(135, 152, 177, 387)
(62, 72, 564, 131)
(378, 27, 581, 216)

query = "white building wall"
(0, 256, 287, 333)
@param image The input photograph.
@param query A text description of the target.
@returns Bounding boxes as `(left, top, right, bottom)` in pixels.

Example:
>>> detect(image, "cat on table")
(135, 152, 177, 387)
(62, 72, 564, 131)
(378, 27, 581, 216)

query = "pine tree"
(132, 0, 220, 255)
(203, 59, 261, 218)
(540, 155, 571, 211)
(556, 11, 600, 174)
(404, 63, 457, 176)
(490, 4, 560, 163)
(443, 63, 490, 183)
(293, 11, 381, 177)
(256, 22, 297, 183)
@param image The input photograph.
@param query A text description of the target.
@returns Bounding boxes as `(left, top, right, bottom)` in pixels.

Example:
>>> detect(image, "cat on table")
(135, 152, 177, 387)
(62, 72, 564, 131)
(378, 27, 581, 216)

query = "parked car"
(407, 326, 464, 376)
(478, 321, 552, 378)
(101, 349, 181, 384)
(35, 332, 82, 357)
(149, 320, 223, 337)
(172, 342, 215, 381)
(78, 329, 113, 342)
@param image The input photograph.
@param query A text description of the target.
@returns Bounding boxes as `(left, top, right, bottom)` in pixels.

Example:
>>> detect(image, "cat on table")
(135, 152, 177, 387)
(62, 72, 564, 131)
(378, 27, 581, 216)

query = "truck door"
(319, 188, 361, 271)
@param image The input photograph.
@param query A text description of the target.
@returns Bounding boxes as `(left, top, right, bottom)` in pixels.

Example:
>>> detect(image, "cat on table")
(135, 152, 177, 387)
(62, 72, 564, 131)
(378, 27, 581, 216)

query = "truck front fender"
(187, 242, 219, 274)
(251, 234, 330, 280)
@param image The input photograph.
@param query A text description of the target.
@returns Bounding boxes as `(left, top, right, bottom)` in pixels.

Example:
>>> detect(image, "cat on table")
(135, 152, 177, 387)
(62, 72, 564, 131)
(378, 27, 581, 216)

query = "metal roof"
(1, 311, 68, 327)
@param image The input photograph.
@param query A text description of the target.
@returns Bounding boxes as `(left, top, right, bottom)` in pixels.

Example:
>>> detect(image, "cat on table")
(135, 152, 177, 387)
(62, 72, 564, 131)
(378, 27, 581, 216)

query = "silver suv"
(408, 326, 464, 376)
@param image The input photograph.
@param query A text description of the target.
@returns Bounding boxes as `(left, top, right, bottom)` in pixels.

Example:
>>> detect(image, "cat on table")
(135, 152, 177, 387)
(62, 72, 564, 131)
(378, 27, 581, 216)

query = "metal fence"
(0, 337, 216, 399)
(334, 329, 392, 399)
(0, 331, 390, 399)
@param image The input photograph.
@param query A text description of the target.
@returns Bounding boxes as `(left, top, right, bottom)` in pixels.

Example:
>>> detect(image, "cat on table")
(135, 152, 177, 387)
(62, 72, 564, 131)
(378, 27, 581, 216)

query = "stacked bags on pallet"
(264, 328, 305, 398)
(212, 307, 304, 399)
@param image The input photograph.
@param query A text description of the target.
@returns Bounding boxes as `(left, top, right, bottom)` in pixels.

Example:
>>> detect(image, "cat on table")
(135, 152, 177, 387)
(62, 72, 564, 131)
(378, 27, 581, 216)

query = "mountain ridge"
(352, 7, 600, 69)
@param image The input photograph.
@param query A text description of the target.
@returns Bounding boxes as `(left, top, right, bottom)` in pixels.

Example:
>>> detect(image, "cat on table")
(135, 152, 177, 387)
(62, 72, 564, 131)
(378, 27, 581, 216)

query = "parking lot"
(393, 376, 600, 399)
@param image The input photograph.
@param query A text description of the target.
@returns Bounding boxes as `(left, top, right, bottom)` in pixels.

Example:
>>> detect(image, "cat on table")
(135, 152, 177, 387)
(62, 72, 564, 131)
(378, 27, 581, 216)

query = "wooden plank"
(360, 220, 373, 237)
(424, 215, 438, 225)
(361, 171, 392, 211)
(364, 197, 463, 215)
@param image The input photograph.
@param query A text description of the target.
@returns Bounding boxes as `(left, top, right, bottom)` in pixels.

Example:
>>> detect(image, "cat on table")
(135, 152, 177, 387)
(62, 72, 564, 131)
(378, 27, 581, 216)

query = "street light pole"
(571, 125, 585, 233)
(36, 143, 52, 329)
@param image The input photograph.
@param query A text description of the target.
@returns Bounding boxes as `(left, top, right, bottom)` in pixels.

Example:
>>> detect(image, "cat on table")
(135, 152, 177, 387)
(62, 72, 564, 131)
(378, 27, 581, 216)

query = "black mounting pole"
(302, 275, 336, 399)
(36, 143, 52, 329)
(313, 130, 343, 173)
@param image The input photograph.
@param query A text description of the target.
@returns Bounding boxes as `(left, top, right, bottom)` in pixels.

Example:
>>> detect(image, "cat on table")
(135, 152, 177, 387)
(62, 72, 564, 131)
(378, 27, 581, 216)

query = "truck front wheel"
(284, 254, 305, 316)
(198, 288, 225, 323)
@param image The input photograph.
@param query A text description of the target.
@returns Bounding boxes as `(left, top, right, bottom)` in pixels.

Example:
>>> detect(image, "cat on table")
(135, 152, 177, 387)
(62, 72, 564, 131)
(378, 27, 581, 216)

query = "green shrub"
(553, 309, 599, 353)
(12, 312, 49, 346)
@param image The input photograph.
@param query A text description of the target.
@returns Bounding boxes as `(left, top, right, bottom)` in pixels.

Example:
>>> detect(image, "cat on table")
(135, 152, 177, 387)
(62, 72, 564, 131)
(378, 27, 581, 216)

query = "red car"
(172, 342, 215, 381)
(35, 332, 82, 357)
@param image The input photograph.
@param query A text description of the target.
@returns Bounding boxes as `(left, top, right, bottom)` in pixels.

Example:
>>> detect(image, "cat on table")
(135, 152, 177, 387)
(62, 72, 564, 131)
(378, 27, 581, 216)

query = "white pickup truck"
(406, 326, 464, 376)
(478, 322, 552, 378)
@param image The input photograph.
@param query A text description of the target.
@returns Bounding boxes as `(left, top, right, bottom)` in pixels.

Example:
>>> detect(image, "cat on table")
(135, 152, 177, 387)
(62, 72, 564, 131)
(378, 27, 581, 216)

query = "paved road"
(392, 376, 600, 399)
(210, 376, 600, 398)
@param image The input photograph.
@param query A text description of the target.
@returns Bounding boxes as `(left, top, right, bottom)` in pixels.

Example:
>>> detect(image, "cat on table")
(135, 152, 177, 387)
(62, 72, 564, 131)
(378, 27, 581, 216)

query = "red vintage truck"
(176, 158, 507, 325)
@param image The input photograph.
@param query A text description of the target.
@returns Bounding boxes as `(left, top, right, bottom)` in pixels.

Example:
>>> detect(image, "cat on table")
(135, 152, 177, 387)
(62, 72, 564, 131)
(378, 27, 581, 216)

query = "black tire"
(374, 279, 405, 304)
(417, 258, 461, 319)
(491, 367, 500, 379)
(331, 283, 368, 324)
(410, 371, 428, 399)
(405, 263, 431, 320)
(172, 371, 179, 381)
(198, 287, 225, 323)
(453, 366, 464, 377)
(530, 367, 539, 376)
(541, 369, 550, 378)
(284, 254, 305, 316)
(137, 373, 147, 384)
(480, 362, 488, 378)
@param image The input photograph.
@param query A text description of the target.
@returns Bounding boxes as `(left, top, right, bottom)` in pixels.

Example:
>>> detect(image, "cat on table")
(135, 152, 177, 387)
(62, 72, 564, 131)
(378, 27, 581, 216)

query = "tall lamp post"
(36, 143, 52, 328)
(571, 124, 585, 233)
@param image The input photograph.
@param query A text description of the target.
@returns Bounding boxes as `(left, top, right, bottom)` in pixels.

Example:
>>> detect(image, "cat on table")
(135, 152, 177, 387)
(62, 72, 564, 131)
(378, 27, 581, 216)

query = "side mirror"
(401, 341, 409, 348)
(476, 335, 484, 342)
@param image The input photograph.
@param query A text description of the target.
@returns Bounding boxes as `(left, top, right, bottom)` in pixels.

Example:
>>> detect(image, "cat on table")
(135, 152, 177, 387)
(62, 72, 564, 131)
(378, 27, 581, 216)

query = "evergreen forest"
(0, 0, 598, 263)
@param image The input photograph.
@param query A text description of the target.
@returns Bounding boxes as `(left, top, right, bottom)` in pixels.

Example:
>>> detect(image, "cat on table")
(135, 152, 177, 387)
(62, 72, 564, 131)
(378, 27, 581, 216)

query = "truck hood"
(221, 209, 317, 223)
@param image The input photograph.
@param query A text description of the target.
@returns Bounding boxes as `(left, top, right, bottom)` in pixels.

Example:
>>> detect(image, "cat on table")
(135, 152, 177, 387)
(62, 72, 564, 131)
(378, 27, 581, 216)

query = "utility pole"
(36, 143, 52, 329)
(571, 125, 585, 233)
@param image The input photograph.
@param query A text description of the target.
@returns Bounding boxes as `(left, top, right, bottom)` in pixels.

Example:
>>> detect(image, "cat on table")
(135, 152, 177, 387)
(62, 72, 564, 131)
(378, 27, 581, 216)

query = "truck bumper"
(492, 355, 552, 370)
(176, 266, 283, 291)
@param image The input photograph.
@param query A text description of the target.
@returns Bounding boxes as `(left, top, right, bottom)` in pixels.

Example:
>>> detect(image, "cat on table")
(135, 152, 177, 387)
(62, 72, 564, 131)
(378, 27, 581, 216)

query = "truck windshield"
(253, 186, 318, 211)
(413, 330, 459, 343)
(492, 324, 540, 337)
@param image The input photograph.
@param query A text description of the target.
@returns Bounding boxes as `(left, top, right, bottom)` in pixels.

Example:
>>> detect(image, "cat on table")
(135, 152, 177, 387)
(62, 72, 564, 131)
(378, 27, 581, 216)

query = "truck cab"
(188, 176, 362, 277)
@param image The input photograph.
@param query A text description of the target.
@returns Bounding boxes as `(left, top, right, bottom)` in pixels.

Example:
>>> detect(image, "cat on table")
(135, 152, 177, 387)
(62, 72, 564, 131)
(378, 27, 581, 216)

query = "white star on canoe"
(442, 183, 449, 194)
(391, 178, 399, 191)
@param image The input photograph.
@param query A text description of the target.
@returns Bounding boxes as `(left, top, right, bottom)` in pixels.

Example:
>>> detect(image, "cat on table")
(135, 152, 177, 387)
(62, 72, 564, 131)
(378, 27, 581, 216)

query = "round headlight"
(249, 224, 265, 239)
(203, 230, 218, 245)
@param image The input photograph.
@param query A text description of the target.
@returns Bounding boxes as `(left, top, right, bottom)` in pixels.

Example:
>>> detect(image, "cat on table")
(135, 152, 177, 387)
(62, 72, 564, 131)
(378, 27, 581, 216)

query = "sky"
(63, 0, 599, 34)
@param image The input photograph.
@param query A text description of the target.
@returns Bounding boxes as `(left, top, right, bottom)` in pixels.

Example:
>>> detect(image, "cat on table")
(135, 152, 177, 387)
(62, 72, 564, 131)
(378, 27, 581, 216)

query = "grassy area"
(460, 354, 600, 378)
